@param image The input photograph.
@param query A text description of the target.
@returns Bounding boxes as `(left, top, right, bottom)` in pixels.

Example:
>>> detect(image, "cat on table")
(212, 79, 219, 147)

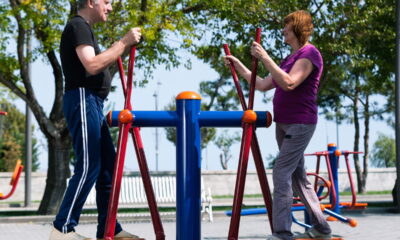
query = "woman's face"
(283, 24, 297, 45)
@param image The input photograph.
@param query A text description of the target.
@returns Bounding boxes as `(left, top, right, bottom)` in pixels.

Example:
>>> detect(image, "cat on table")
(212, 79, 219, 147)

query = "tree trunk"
(352, 85, 363, 194)
(38, 135, 71, 215)
(361, 94, 370, 194)
(220, 153, 228, 170)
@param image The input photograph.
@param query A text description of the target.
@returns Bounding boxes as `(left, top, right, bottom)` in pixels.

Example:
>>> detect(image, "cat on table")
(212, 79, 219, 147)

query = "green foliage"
(316, 0, 395, 122)
(0, 100, 40, 172)
(370, 133, 396, 168)
(265, 152, 279, 169)
(0, 0, 396, 210)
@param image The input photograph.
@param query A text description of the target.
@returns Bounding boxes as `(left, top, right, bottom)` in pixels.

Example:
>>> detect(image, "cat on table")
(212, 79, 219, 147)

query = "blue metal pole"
(175, 92, 202, 240)
(107, 110, 269, 128)
(328, 143, 340, 213)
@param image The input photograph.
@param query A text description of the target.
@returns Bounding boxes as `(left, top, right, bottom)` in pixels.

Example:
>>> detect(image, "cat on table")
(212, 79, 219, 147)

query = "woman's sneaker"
(294, 228, 331, 239)
(49, 228, 93, 240)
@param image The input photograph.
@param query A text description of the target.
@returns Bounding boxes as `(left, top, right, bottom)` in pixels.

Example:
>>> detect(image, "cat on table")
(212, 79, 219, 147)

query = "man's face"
(93, 0, 112, 22)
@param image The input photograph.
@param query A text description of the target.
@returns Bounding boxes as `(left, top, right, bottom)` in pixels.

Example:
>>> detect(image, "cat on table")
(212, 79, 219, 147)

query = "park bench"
(84, 175, 213, 221)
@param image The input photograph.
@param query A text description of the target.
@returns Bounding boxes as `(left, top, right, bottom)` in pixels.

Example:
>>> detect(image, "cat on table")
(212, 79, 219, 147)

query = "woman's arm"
(224, 55, 275, 92)
(251, 42, 313, 91)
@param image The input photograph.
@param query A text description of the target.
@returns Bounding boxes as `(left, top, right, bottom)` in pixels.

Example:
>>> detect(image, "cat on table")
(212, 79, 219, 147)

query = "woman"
(224, 10, 332, 240)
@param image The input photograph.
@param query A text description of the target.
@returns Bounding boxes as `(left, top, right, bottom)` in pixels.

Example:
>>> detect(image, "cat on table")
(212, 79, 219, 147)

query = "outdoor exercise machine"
(0, 111, 24, 200)
(304, 143, 367, 215)
(227, 144, 362, 240)
(223, 27, 274, 239)
(289, 143, 362, 229)
(103, 30, 273, 240)
(292, 143, 364, 240)
(103, 47, 165, 240)
(221, 28, 364, 239)
(0, 160, 24, 200)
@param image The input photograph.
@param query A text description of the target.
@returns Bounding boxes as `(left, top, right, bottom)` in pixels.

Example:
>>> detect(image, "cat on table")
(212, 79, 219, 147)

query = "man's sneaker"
(266, 235, 283, 240)
(294, 228, 331, 239)
(97, 230, 145, 240)
(49, 228, 93, 240)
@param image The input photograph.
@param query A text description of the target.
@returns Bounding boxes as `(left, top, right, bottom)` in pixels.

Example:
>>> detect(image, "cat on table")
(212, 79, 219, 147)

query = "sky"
(10, 47, 395, 173)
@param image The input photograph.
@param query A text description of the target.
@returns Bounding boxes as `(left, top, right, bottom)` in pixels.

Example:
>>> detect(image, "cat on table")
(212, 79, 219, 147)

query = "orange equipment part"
(1, 160, 23, 200)
(349, 218, 358, 227)
(339, 202, 368, 210)
(118, 109, 134, 124)
(242, 110, 257, 124)
(10, 160, 22, 185)
(326, 216, 339, 222)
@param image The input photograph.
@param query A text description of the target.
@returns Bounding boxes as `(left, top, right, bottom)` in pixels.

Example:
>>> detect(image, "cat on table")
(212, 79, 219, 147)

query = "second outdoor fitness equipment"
(224, 28, 274, 239)
(104, 43, 273, 239)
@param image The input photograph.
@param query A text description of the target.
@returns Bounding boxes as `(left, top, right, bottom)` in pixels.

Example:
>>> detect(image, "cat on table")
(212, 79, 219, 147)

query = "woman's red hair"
(284, 10, 314, 45)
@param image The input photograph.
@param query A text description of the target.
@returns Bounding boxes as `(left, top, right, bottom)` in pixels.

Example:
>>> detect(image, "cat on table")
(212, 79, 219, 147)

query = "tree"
(265, 152, 279, 169)
(189, 0, 395, 194)
(214, 130, 240, 170)
(0, 0, 227, 214)
(316, 0, 395, 193)
(2, 0, 265, 213)
(0, 99, 40, 172)
(371, 134, 396, 168)
(1, 0, 395, 213)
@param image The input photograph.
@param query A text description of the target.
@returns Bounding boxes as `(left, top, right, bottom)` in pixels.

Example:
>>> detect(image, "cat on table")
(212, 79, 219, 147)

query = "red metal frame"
(248, 28, 261, 110)
(293, 172, 331, 202)
(228, 123, 254, 239)
(305, 151, 338, 209)
(304, 150, 366, 210)
(342, 151, 364, 208)
(103, 47, 165, 240)
(0, 111, 7, 116)
(226, 28, 274, 240)
(224, 43, 273, 233)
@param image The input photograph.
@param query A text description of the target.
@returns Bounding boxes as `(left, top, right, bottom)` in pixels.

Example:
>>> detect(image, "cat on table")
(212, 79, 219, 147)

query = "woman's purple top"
(272, 44, 323, 124)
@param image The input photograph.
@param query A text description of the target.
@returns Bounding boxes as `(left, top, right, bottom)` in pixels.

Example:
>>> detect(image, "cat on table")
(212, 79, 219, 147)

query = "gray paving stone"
(1, 209, 400, 240)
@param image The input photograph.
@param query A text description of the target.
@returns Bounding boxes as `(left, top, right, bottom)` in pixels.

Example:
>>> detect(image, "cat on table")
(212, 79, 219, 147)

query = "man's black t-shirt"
(60, 15, 111, 99)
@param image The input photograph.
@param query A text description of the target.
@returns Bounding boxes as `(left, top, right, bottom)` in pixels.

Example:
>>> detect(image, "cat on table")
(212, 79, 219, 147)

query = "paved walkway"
(1, 207, 400, 240)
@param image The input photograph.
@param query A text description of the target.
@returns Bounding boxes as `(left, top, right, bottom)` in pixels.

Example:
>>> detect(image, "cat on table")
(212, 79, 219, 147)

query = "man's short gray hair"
(77, 0, 99, 10)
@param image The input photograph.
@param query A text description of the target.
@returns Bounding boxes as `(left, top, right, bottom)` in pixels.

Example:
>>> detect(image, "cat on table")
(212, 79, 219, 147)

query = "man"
(49, 0, 143, 239)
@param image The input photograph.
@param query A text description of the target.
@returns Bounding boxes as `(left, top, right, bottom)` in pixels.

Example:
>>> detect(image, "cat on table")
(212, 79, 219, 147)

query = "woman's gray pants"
(272, 123, 331, 240)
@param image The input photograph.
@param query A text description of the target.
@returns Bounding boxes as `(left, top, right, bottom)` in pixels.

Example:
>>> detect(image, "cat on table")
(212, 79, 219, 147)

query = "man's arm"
(76, 28, 141, 75)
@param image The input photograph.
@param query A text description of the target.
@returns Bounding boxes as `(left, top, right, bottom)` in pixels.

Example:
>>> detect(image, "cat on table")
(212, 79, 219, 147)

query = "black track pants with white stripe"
(53, 88, 122, 238)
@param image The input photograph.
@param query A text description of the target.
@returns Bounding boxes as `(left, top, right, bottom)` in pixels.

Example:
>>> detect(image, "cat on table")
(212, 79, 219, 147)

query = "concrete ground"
(0, 194, 399, 240)
(1, 207, 400, 240)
